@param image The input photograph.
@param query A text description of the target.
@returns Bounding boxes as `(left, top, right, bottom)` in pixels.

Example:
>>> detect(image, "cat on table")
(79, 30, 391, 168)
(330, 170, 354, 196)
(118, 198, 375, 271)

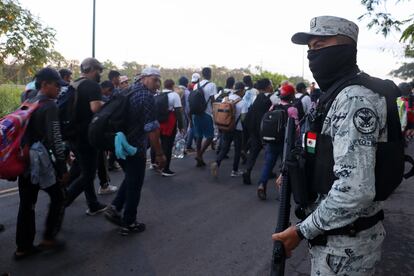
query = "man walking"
(192, 67, 217, 167)
(105, 68, 166, 236)
(65, 58, 107, 215)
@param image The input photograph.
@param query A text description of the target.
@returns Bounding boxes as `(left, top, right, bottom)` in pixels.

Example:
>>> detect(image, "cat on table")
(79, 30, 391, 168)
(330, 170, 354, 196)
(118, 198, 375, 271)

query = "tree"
(0, 0, 56, 79)
(359, 0, 414, 79)
(252, 71, 289, 88)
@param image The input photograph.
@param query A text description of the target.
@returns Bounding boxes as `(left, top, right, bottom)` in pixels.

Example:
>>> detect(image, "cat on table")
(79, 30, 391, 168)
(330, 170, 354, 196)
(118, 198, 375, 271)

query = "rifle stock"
(270, 117, 295, 276)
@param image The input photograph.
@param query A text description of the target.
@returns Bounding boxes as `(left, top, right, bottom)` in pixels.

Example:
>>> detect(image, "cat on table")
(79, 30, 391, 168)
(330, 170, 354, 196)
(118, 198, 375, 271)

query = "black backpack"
(188, 81, 210, 115)
(154, 92, 170, 122)
(260, 104, 290, 144)
(57, 78, 86, 141)
(244, 93, 273, 136)
(309, 72, 414, 201)
(88, 91, 135, 151)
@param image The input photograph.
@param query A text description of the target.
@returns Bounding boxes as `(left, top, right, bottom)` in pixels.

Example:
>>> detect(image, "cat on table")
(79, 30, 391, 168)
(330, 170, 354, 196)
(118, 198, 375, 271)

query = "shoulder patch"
(353, 108, 377, 134)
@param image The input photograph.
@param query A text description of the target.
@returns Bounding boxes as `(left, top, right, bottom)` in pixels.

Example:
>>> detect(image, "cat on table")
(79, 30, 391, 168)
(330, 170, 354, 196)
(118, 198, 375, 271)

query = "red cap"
(280, 84, 295, 97)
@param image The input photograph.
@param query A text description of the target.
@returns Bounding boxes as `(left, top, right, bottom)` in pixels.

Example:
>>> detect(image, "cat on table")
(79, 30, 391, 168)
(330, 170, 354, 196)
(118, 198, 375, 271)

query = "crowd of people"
(0, 58, 325, 260)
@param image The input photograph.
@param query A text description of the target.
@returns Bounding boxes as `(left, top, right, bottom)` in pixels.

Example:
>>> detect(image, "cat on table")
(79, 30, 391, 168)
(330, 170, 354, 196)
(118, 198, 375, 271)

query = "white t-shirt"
(196, 79, 217, 116)
(162, 89, 182, 111)
(295, 93, 312, 114)
(227, 93, 247, 131)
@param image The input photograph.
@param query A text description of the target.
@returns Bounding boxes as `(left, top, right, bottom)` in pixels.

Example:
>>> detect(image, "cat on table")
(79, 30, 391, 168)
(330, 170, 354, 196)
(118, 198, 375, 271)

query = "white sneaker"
(149, 163, 158, 170)
(210, 162, 218, 177)
(231, 170, 243, 177)
(98, 184, 118, 195)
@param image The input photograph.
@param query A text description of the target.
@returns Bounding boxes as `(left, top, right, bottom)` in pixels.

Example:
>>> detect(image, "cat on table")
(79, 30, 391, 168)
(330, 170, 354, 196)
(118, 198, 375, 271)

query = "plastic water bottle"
(172, 134, 186, 159)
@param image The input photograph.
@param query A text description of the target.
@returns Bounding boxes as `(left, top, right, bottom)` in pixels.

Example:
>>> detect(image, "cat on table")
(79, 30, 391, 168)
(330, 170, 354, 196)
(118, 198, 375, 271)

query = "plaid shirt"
(127, 82, 159, 150)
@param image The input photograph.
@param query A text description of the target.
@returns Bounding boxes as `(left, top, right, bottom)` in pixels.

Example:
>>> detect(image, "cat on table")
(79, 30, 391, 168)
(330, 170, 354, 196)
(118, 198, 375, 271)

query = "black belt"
(309, 210, 384, 247)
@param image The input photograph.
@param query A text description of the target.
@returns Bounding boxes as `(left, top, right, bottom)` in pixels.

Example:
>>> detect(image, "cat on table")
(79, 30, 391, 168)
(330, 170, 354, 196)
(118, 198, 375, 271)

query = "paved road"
(0, 149, 413, 276)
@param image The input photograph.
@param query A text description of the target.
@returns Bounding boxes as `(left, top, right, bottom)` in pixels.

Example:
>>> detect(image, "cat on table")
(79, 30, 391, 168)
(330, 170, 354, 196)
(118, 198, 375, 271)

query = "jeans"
(16, 177, 65, 251)
(186, 126, 195, 149)
(216, 130, 242, 172)
(66, 144, 99, 208)
(112, 152, 146, 225)
(258, 143, 284, 187)
(245, 135, 263, 172)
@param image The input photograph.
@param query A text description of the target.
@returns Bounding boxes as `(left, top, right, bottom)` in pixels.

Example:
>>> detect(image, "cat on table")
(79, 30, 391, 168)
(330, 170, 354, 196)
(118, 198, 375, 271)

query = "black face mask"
(307, 44, 358, 92)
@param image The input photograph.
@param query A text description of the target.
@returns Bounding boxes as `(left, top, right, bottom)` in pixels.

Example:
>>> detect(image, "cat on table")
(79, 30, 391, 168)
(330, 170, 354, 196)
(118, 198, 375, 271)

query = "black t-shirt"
(26, 94, 67, 177)
(74, 78, 102, 144)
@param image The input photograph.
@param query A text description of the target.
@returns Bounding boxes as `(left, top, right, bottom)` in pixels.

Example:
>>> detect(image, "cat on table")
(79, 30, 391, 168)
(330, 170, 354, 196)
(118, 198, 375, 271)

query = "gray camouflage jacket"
(298, 84, 387, 256)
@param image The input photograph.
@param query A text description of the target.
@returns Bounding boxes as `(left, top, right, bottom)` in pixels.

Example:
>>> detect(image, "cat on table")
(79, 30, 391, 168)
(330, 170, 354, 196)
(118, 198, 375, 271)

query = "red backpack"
(0, 100, 42, 181)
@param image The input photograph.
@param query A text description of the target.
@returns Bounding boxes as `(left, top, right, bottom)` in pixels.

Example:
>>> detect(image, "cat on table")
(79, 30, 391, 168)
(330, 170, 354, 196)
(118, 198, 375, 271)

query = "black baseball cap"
(35, 67, 66, 86)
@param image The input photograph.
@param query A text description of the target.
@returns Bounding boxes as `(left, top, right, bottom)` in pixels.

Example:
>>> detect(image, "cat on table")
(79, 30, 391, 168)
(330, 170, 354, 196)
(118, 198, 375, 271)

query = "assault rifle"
(270, 117, 296, 276)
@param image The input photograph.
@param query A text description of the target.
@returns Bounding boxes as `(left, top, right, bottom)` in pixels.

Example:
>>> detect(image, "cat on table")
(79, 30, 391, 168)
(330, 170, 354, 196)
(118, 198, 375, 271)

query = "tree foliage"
(360, 0, 414, 79)
(0, 0, 56, 77)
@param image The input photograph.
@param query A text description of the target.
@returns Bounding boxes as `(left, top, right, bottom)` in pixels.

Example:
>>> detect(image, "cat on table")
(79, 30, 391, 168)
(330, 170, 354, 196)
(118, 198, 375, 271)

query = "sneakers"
(210, 162, 218, 177)
(162, 169, 176, 177)
(149, 163, 158, 170)
(98, 184, 118, 195)
(85, 203, 107, 216)
(104, 205, 123, 226)
(242, 171, 252, 185)
(257, 184, 267, 200)
(231, 170, 243, 177)
(119, 221, 146, 236)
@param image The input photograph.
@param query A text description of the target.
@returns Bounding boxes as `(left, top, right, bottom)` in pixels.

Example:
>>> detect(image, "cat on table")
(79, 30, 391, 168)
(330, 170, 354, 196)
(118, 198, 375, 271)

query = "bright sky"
(19, 0, 414, 83)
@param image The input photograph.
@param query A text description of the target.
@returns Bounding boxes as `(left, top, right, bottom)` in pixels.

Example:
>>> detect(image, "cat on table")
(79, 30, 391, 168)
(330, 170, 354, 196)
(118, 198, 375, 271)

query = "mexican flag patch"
(306, 132, 317, 154)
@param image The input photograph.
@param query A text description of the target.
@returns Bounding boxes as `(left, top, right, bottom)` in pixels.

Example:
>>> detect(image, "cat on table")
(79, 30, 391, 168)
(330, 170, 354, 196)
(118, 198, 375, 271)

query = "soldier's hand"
(155, 154, 167, 170)
(271, 226, 301, 257)
(275, 175, 282, 189)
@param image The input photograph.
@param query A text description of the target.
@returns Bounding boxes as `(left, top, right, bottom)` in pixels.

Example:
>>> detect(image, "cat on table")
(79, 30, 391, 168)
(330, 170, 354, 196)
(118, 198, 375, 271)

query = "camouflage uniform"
(298, 85, 387, 275)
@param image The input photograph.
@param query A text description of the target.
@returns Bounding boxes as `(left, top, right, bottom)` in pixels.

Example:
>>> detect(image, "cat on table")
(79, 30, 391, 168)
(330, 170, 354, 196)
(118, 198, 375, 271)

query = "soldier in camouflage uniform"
(272, 16, 387, 275)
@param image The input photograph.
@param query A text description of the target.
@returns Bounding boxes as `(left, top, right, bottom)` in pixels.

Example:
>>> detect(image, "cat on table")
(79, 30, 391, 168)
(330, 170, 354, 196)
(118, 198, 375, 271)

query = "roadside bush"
(0, 84, 23, 117)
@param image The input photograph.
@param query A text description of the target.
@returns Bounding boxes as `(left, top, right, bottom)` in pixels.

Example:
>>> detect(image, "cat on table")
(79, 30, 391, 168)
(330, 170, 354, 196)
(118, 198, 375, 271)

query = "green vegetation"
(360, 0, 414, 79)
(0, 84, 23, 117)
(0, 0, 56, 83)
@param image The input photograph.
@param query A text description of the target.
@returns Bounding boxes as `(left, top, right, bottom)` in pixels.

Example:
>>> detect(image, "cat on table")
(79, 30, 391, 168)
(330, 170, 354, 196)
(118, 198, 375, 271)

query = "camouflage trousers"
(309, 244, 381, 276)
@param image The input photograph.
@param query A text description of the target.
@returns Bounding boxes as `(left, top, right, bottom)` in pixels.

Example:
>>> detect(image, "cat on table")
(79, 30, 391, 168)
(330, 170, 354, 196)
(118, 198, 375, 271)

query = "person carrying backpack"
(211, 82, 247, 177)
(64, 58, 107, 215)
(257, 84, 299, 200)
(214, 77, 235, 155)
(242, 78, 275, 185)
(104, 67, 166, 236)
(272, 16, 406, 275)
(151, 79, 184, 176)
(189, 67, 217, 167)
(14, 68, 69, 260)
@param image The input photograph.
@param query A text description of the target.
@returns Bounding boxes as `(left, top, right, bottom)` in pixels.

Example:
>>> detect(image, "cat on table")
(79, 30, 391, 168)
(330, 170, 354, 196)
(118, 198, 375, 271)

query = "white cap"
(191, 73, 200, 83)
